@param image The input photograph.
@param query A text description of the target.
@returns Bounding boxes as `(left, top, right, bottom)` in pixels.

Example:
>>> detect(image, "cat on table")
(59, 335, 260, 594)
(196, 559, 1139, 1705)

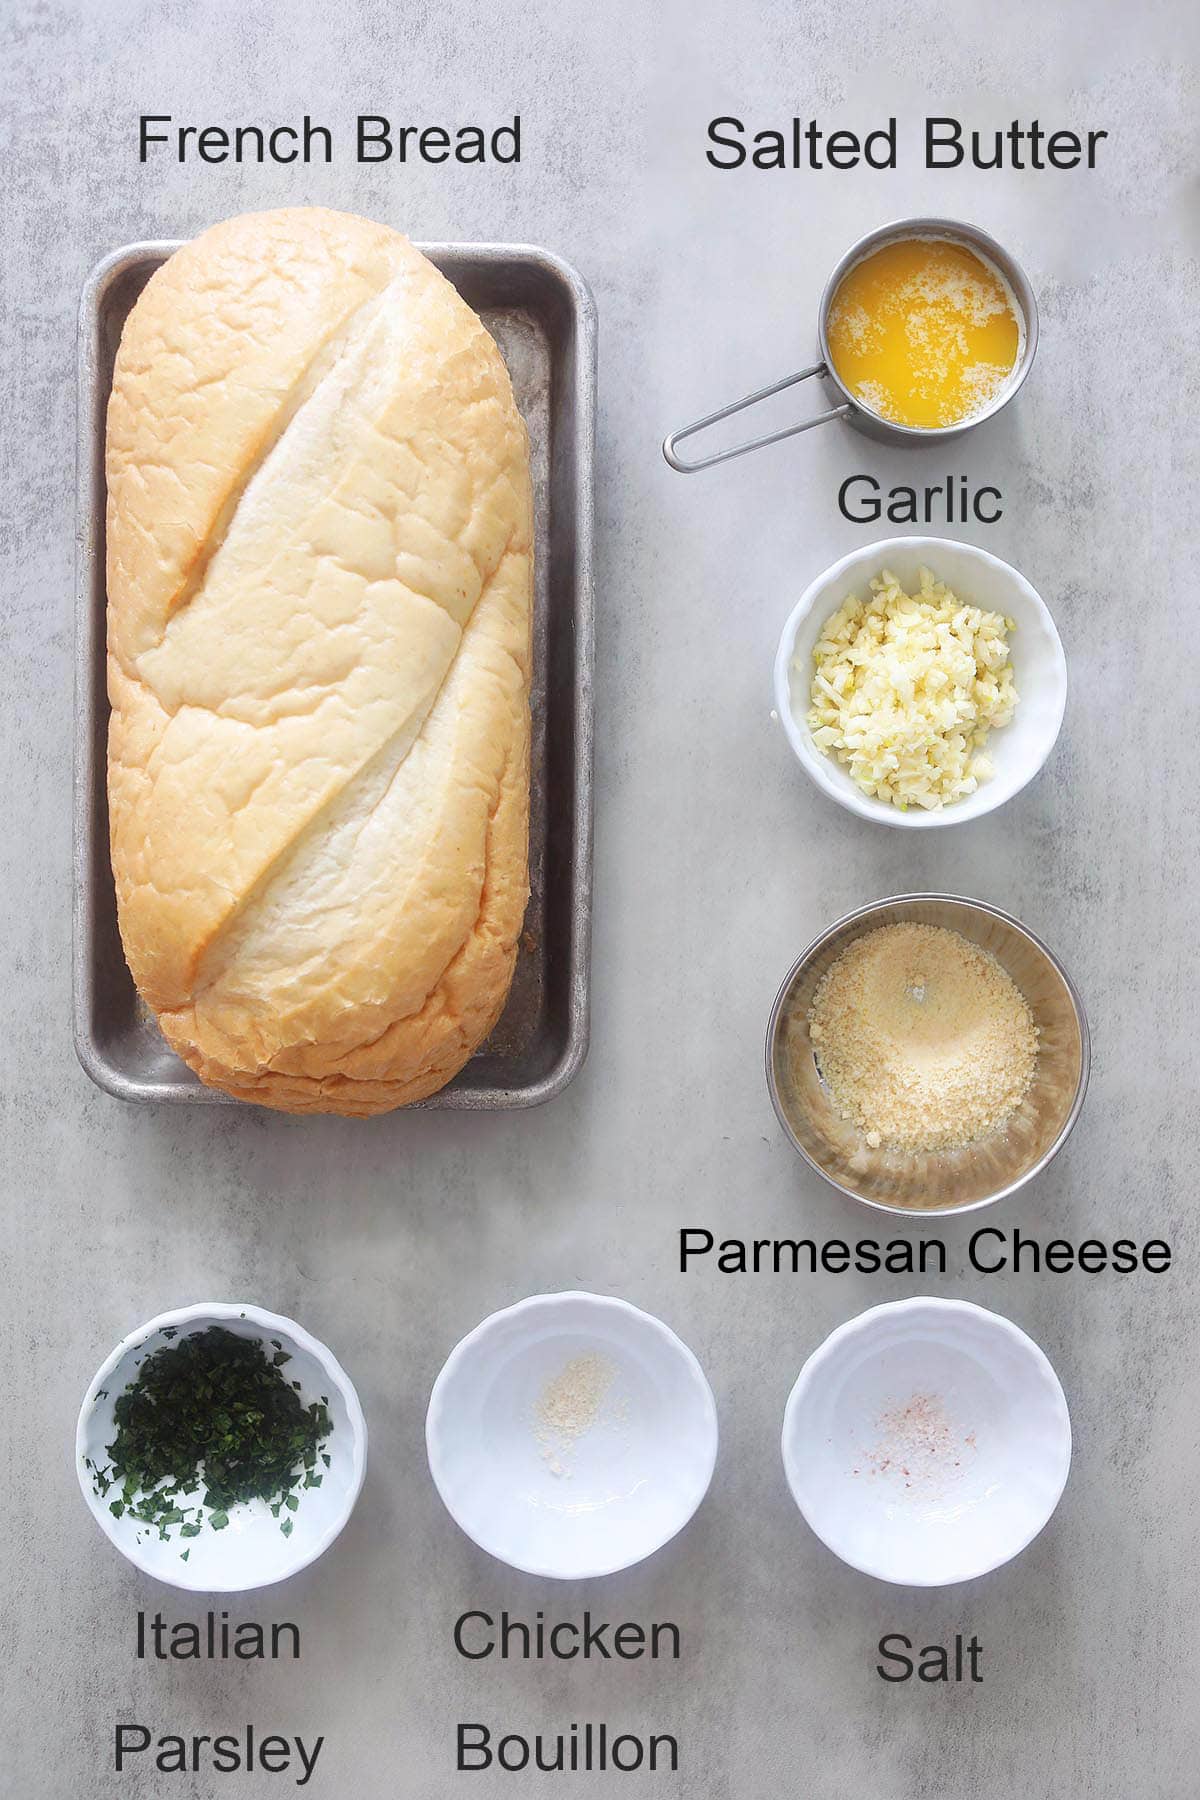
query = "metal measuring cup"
(662, 217, 1039, 472)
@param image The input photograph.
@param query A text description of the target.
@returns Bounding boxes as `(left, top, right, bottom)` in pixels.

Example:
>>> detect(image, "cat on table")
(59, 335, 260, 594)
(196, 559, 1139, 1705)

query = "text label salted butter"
(705, 116, 1107, 171)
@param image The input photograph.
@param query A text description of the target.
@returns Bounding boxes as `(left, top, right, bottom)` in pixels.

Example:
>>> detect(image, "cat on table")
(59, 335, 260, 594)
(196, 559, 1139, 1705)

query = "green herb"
(91, 1326, 332, 1543)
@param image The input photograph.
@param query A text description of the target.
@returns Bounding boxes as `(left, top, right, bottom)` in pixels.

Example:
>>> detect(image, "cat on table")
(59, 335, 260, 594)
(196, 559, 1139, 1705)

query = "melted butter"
(826, 237, 1022, 430)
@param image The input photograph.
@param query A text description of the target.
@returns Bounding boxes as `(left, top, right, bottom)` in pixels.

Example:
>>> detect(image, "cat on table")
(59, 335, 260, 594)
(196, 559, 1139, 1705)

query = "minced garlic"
(805, 566, 1017, 810)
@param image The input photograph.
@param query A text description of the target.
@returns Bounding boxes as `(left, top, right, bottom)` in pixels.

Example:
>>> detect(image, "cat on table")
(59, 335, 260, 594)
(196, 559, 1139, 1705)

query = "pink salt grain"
(856, 1392, 976, 1496)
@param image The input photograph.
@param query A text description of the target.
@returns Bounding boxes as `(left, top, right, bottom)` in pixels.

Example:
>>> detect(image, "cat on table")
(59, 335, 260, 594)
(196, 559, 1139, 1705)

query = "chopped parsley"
(89, 1326, 331, 1542)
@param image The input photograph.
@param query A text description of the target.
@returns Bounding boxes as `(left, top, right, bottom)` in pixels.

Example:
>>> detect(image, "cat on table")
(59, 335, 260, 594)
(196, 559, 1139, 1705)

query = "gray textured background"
(3, 0, 1198, 1794)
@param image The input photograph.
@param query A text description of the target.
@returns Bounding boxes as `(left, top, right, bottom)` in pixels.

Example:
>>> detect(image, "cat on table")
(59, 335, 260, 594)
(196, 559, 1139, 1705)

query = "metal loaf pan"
(74, 239, 595, 1110)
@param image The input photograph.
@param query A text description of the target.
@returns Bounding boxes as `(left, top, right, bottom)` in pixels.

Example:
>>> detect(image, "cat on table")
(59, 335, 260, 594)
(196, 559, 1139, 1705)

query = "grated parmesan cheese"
(807, 923, 1038, 1151)
(803, 566, 1018, 810)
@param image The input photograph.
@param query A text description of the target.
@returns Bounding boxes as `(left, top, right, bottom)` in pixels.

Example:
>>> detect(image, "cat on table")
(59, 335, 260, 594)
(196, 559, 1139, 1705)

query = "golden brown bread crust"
(106, 208, 533, 1114)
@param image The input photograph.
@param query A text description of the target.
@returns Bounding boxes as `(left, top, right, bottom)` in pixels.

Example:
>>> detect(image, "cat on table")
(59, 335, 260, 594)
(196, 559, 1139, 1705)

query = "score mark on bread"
(105, 208, 534, 1115)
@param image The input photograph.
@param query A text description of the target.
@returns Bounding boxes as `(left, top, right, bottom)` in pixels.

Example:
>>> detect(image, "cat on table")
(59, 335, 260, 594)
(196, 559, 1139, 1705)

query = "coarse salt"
(852, 1391, 977, 1497)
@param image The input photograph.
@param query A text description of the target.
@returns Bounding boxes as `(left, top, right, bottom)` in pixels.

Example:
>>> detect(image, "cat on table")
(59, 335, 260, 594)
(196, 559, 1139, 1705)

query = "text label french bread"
(137, 115, 522, 164)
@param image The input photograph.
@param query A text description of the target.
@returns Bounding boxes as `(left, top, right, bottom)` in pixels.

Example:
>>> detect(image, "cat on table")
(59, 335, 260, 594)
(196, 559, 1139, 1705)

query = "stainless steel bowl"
(766, 895, 1089, 1216)
(664, 216, 1039, 471)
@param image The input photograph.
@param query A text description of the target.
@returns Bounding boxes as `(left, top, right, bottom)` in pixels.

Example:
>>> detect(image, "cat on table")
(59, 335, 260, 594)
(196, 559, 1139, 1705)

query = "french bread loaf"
(105, 208, 533, 1115)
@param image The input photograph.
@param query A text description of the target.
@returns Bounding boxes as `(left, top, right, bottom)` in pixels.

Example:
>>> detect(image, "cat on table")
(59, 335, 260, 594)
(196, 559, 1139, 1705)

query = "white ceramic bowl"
(774, 536, 1067, 828)
(426, 1291, 718, 1579)
(77, 1302, 367, 1593)
(781, 1297, 1070, 1586)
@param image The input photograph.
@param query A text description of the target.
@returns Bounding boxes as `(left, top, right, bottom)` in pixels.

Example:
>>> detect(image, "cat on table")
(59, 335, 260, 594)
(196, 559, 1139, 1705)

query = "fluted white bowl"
(782, 1297, 1070, 1585)
(77, 1302, 367, 1593)
(774, 536, 1067, 827)
(427, 1292, 718, 1579)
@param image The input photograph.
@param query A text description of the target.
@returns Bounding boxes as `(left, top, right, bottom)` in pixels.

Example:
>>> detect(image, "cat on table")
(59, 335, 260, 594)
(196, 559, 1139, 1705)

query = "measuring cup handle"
(662, 363, 851, 473)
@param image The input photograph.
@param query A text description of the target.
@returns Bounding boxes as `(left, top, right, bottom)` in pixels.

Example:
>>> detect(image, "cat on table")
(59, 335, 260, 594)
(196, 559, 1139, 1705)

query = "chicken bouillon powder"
(808, 923, 1038, 1152)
